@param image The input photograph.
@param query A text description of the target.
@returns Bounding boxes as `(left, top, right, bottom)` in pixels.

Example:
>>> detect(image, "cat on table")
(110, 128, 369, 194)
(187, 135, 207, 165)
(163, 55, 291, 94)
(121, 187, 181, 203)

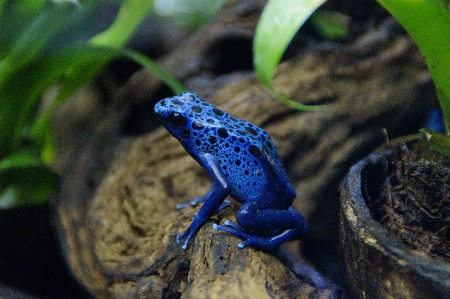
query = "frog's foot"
(176, 229, 192, 250)
(213, 221, 306, 250)
(177, 205, 231, 250)
(177, 220, 205, 250)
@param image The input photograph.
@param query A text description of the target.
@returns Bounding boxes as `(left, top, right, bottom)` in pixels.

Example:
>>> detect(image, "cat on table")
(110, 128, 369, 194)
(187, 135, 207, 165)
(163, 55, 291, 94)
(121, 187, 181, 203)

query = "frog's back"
(155, 92, 296, 203)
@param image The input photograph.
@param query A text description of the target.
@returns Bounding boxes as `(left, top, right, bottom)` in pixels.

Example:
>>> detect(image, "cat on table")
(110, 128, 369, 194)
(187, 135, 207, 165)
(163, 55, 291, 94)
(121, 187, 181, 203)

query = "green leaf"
(30, 45, 186, 162)
(0, 54, 73, 155)
(90, 0, 154, 48)
(152, 0, 226, 29)
(0, 0, 47, 58)
(420, 128, 450, 158)
(0, 0, 105, 155)
(0, 148, 41, 171)
(0, 0, 186, 208)
(122, 48, 186, 94)
(0, 1, 77, 78)
(310, 10, 350, 39)
(254, 0, 326, 86)
(0, 149, 59, 208)
(0, 0, 185, 157)
(377, 0, 450, 134)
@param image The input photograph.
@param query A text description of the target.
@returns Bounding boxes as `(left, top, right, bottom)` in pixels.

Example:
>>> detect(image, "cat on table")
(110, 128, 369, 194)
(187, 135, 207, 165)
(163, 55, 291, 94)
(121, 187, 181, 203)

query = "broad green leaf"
(378, 0, 450, 134)
(254, 0, 326, 87)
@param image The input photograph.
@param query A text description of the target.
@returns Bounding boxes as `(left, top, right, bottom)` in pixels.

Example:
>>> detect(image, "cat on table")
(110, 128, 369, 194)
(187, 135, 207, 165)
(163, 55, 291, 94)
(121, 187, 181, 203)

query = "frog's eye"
(167, 112, 187, 127)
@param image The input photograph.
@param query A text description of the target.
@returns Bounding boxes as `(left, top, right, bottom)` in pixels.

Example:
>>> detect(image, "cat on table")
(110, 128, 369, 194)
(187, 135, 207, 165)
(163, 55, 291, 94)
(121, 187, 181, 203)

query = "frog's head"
(154, 92, 198, 142)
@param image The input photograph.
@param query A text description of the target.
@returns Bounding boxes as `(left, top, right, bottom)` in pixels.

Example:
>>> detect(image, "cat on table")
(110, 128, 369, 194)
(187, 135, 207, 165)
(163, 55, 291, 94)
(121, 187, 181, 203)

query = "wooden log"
(53, 0, 436, 297)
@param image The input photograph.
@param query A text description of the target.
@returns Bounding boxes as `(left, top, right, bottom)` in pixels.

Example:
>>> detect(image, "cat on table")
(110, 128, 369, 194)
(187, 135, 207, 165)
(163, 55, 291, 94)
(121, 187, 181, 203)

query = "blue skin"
(154, 92, 308, 250)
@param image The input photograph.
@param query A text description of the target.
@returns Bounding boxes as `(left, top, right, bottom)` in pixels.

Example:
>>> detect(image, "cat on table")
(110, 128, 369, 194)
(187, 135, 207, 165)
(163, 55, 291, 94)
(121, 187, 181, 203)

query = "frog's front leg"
(176, 153, 230, 250)
(213, 199, 308, 249)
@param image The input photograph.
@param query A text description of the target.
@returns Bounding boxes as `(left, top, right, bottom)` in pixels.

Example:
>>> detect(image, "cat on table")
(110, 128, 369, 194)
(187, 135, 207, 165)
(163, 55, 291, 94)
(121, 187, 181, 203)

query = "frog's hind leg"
(213, 204, 309, 249)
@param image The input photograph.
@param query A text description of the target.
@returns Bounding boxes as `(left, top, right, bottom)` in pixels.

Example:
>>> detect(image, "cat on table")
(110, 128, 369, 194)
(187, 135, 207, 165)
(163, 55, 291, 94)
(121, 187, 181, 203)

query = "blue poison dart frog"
(154, 92, 309, 250)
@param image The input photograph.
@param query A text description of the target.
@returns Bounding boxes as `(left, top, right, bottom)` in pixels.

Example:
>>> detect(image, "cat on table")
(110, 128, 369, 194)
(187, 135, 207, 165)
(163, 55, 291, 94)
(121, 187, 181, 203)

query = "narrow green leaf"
(0, 0, 104, 155)
(0, 56, 73, 155)
(420, 128, 450, 158)
(266, 87, 323, 111)
(0, 149, 42, 171)
(122, 48, 187, 94)
(254, 0, 326, 86)
(30, 45, 186, 162)
(90, 0, 154, 48)
(0, 1, 77, 78)
(0, 0, 47, 57)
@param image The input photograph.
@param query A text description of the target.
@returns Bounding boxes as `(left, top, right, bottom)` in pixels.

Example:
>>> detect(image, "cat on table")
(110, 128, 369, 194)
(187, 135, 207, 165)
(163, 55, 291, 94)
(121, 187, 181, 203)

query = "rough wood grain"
(54, 0, 438, 297)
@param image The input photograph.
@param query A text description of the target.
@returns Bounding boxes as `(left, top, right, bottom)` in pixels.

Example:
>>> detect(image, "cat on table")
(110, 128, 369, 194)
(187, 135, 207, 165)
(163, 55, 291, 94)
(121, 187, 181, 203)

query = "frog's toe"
(213, 223, 249, 240)
(213, 221, 243, 233)
(212, 223, 222, 230)
(176, 197, 202, 209)
(176, 232, 186, 244)
(236, 237, 274, 249)
(176, 233, 192, 250)
(176, 228, 193, 248)
(223, 220, 242, 231)
(181, 240, 189, 250)
(237, 240, 250, 249)
(176, 203, 190, 209)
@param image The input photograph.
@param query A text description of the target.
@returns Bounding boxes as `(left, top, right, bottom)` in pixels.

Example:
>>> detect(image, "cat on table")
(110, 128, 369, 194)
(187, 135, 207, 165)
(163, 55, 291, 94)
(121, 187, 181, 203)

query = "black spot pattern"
(249, 145, 262, 158)
(212, 107, 224, 116)
(218, 128, 229, 138)
(154, 91, 293, 202)
(191, 106, 202, 113)
(208, 136, 217, 144)
(245, 126, 258, 136)
(167, 112, 186, 127)
(192, 121, 204, 130)
(172, 99, 183, 105)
